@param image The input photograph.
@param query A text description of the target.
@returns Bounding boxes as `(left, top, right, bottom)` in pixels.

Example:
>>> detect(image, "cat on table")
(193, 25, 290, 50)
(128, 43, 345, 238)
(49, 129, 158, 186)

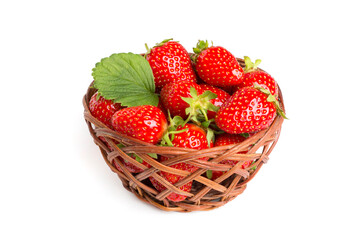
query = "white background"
(1, 0, 359, 239)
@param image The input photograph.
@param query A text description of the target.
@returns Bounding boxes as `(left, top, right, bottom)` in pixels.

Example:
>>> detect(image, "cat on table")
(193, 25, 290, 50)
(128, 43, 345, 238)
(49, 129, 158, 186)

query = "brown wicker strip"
(83, 57, 285, 212)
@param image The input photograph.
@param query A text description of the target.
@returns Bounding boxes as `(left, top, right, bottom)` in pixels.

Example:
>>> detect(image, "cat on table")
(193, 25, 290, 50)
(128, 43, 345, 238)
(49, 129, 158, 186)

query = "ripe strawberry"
(215, 86, 286, 134)
(111, 105, 168, 144)
(145, 39, 197, 90)
(233, 56, 278, 96)
(150, 123, 212, 202)
(111, 105, 166, 173)
(160, 81, 203, 119)
(193, 40, 244, 87)
(89, 92, 122, 128)
(208, 133, 253, 180)
(199, 84, 230, 119)
(149, 162, 196, 202)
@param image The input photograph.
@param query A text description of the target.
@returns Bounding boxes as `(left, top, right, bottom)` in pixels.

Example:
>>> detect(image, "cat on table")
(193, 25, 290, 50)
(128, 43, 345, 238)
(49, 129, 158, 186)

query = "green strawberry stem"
(145, 43, 151, 55)
(253, 83, 288, 119)
(244, 56, 262, 73)
(162, 132, 174, 146)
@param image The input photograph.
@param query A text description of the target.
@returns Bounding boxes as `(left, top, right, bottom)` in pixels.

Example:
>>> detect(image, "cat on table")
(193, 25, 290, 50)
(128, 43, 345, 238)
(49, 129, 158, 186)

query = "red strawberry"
(111, 105, 168, 144)
(199, 84, 230, 119)
(150, 123, 211, 202)
(193, 40, 244, 87)
(111, 105, 166, 173)
(145, 39, 197, 90)
(215, 87, 286, 134)
(208, 133, 253, 180)
(233, 56, 279, 96)
(160, 81, 203, 119)
(89, 92, 122, 128)
(149, 162, 196, 202)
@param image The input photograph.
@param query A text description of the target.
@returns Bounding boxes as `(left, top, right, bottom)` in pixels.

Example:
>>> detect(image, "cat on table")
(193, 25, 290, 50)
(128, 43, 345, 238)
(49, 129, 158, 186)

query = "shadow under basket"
(83, 58, 285, 212)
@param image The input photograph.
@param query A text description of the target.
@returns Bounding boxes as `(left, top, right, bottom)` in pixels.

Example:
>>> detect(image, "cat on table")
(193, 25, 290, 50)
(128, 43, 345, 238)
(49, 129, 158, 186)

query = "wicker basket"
(83, 58, 285, 212)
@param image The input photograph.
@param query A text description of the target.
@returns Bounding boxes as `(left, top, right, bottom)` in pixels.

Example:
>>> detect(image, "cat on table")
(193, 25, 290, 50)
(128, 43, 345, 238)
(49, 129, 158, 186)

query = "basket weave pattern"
(83, 58, 285, 212)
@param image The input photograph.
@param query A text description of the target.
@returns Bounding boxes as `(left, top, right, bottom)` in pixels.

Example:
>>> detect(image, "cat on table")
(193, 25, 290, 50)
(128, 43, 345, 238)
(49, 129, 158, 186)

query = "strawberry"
(160, 81, 203, 119)
(215, 86, 286, 134)
(193, 40, 244, 87)
(89, 92, 122, 128)
(207, 133, 253, 180)
(233, 56, 279, 97)
(150, 123, 212, 202)
(145, 39, 197, 90)
(111, 105, 168, 144)
(149, 162, 196, 202)
(111, 105, 166, 173)
(199, 84, 230, 119)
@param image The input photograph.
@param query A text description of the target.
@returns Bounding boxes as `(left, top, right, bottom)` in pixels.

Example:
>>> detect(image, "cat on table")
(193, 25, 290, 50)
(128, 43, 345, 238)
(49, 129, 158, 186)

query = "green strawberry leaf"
(133, 153, 157, 163)
(244, 56, 262, 73)
(206, 170, 213, 179)
(193, 40, 210, 54)
(92, 53, 158, 107)
(116, 143, 125, 148)
(206, 128, 215, 148)
(201, 120, 212, 129)
(240, 133, 250, 138)
(147, 152, 158, 159)
(134, 154, 143, 163)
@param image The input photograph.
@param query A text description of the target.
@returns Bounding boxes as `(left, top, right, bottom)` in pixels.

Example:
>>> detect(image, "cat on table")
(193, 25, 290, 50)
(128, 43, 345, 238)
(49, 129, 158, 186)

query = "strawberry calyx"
(145, 38, 174, 55)
(244, 56, 262, 73)
(155, 38, 174, 47)
(181, 87, 219, 124)
(192, 40, 213, 62)
(193, 40, 210, 54)
(180, 87, 219, 147)
(161, 114, 188, 147)
(253, 83, 288, 119)
(190, 118, 214, 148)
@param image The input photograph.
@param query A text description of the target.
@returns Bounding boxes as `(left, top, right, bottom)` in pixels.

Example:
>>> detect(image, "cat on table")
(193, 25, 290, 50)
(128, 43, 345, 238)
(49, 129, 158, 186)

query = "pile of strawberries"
(89, 39, 286, 202)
